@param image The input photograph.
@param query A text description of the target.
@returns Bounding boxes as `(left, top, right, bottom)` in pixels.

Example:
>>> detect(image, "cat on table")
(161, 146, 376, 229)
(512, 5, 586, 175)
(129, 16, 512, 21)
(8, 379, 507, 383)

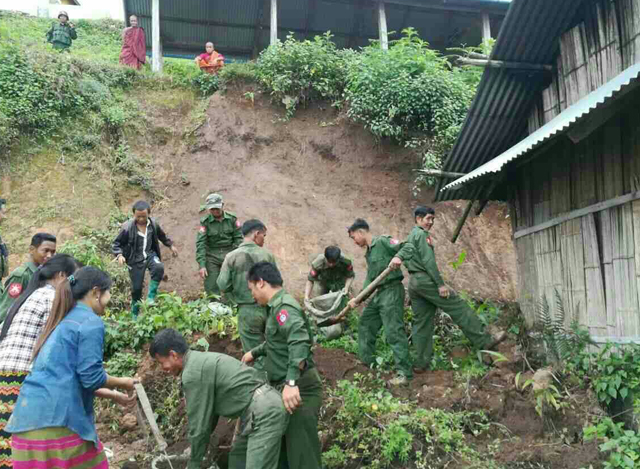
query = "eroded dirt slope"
(157, 91, 516, 301)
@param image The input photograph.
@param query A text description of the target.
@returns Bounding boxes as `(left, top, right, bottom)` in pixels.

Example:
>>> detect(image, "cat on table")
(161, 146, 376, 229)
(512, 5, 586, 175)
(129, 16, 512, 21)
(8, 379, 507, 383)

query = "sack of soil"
(306, 291, 346, 340)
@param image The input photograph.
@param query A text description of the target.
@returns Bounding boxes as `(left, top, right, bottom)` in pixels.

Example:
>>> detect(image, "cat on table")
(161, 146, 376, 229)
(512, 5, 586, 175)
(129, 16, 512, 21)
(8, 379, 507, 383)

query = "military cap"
(58, 11, 69, 19)
(205, 193, 224, 209)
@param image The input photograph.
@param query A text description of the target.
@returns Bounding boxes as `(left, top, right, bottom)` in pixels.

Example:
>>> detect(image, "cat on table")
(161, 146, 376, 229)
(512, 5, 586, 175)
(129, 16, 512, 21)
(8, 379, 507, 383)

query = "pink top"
(198, 52, 225, 61)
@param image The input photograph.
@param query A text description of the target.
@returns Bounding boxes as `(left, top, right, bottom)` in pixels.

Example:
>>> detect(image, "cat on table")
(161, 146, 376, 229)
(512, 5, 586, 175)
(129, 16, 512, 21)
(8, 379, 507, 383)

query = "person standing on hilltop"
(119, 15, 146, 70)
(0, 233, 57, 325)
(112, 201, 178, 318)
(242, 262, 323, 469)
(217, 219, 277, 368)
(405, 206, 506, 373)
(304, 245, 355, 309)
(196, 193, 242, 297)
(347, 218, 415, 387)
(45, 11, 77, 51)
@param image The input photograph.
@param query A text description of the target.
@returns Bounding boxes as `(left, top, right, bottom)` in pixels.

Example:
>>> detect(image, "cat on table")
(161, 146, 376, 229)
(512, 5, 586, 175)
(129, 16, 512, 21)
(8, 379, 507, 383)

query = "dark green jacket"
(195, 211, 242, 267)
(181, 351, 266, 469)
(217, 241, 277, 304)
(0, 234, 8, 280)
(251, 289, 315, 383)
(363, 235, 414, 290)
(307, 253, 355, 291)
(405, 225, 444, 287)
(0, 261, 38, 324)
(46, 23, 77, 49)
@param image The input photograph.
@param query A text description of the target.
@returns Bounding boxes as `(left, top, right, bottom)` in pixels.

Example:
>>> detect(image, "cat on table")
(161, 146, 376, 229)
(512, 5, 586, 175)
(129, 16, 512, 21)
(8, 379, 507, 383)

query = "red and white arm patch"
(426, 236, 433, 246)
(276, 309, 289, 326)
(310, 269, 318, 277)
(235, 220, 241, 228)
(390, 238, 399, 245)
(199, 226, 206, 234)
(347, 264, 353, 271)
(8, 282, 22, 298)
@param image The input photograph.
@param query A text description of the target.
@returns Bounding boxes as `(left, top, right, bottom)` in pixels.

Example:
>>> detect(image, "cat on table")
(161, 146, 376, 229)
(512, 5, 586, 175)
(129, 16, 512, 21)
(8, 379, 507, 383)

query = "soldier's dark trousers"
(204, 247, 234, 296)
(238, 303, 268, 370)
(408, 272, 492, 369)
(358, 282, 413, 378)
(276, 368, 323, 469)
(129, 255, 165, 305)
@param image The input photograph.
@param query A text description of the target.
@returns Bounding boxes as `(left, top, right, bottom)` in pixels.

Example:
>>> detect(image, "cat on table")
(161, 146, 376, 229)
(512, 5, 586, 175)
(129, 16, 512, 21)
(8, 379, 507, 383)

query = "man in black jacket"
(113, 200, 178, 317)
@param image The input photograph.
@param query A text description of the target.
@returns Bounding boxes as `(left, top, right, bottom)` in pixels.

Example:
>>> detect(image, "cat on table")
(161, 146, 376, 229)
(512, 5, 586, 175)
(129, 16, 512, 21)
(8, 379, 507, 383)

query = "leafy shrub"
(592, 344, 640, 406)
(105, 351, 140, 377)
(192, 73, 220, 96)
(584, 418, 640, 469)
(218, 62, 258, 89)
(255, 32, 349, 118)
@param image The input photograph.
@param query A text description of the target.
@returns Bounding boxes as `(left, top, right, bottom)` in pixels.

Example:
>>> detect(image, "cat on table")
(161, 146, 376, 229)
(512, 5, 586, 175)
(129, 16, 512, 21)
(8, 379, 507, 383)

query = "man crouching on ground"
(151, 328, 288, 469)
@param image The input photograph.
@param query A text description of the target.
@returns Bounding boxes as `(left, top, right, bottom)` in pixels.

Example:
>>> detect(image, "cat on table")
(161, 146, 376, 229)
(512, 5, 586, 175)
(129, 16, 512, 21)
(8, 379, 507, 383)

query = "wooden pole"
(378, 1, 388, 51)
(457, 58, 553, 71)
(416, 169, 467, 178)
(451, 200, 475, 244)
(151, 0, 162, 73)
(270, 0, 278, 45)
(481, 12, 491, 50)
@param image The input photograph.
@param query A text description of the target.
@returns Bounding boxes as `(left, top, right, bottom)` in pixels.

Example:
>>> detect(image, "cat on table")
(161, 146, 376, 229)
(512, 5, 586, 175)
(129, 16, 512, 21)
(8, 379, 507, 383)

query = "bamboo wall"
(514, 0, 640, 339)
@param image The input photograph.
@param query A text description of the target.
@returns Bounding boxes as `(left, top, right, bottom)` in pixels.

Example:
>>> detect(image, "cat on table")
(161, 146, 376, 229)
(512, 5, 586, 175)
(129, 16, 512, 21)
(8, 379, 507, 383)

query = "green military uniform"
(0, 261, 37, 324)
(196, 211, 242, 296)
(308, 253, 355, 294)
(0, 235, 8, 281)
(217, 241, 277, 366)
(251, 289, 323, 469)
(405, 226, 492, 370)
(181, 350, 288, 469)
(46, 22, 77, 50)
(359, 236, 414, 378)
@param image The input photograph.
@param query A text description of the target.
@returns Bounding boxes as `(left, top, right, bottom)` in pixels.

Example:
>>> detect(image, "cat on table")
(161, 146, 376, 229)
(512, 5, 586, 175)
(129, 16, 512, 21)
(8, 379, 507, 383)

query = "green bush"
(255, 32, 349, 118)
(218, 62, 258, 88)
(192, 73, 220, 96)
(584, 418, 640, 469)
(592, 344, 640, 406)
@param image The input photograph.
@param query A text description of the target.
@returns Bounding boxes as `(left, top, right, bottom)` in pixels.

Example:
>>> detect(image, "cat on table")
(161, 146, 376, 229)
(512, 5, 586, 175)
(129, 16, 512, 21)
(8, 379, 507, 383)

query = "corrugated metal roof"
(123, 0, 510, 58)
(443, 62, 640, 192)
(434, 0, 586, 201)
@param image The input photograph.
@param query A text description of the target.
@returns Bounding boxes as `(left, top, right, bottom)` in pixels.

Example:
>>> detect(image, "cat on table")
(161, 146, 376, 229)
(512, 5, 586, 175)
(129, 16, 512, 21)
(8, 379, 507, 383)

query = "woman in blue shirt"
(6, 266, 137, 469)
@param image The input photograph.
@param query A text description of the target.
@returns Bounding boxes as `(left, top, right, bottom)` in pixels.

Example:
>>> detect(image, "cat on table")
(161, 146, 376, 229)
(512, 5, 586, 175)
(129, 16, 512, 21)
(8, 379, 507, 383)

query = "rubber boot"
(131, 301, 140, 319)
(147, 280, 160, 304)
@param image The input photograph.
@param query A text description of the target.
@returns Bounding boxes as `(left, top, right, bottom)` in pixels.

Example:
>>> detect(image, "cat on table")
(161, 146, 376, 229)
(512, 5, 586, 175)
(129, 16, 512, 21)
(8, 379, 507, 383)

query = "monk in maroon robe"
(120, 15, 146, 70)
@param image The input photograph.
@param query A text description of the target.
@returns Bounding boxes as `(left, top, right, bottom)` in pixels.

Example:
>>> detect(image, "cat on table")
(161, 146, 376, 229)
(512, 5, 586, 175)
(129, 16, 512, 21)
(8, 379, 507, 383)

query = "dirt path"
(152, 91, 516, 302)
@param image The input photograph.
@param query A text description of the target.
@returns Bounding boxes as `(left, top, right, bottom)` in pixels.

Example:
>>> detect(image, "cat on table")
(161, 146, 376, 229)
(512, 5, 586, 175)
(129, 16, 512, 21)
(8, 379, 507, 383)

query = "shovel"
(317, 266, 394, 327)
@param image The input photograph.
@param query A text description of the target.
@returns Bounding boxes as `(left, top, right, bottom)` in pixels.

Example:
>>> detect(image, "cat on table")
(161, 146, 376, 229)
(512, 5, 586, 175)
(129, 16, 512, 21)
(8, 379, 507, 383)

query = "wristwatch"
(287, 380, 296, 387)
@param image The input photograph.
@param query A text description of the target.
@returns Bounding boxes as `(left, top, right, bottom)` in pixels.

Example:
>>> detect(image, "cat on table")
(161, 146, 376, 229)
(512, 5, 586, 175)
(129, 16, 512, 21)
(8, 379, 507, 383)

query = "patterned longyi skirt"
(0, 371, 27, 469)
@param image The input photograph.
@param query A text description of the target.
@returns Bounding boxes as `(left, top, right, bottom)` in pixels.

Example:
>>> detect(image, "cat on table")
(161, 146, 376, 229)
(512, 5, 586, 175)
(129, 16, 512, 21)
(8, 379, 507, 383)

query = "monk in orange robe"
(120, 15, 146, 70)
(195, 42, 225, 75)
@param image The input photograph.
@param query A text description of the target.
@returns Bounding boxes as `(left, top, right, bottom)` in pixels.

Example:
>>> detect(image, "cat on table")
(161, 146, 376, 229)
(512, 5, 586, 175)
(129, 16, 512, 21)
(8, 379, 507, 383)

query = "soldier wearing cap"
(46, 11, 77, 51)
(304, 245, 355, 308)
(217, 219, 276, 368)
(0, 199, 8, 284)
(0, 233, 57, 325)
(196, 193, 243, 296)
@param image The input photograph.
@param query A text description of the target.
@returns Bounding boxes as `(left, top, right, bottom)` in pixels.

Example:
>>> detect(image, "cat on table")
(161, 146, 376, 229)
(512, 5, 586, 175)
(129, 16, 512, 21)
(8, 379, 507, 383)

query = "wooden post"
(481, 12, 491, 54)
(378, 1, 388, 51)
(415, 169, 467, 178)
(270, 0, 278, 45)
(151, 0, 162, 73)
(451, 200, 475, 244)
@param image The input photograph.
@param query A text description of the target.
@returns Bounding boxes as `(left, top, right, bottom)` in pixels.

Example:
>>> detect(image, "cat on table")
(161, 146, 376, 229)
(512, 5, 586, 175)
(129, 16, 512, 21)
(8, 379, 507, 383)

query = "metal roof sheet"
(434, 0, 586, 201)
(443, 62, 640, 192)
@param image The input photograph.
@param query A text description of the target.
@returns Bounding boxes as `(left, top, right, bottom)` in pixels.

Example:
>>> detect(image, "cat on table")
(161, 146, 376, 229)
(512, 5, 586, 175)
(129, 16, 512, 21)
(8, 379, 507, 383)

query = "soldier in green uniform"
(304, 245, 355, 307)
(46, 11, 77, 51)
(150, 328, 288, 469)
(0, 233, 57, 324)
(196, 193, 243, 296)
(242, 262, 322, 469)
(217, 219, 277, 367)
(0, 199, 9, 284)
(406, 207, 505, 373)
(347, 218, 415, 386)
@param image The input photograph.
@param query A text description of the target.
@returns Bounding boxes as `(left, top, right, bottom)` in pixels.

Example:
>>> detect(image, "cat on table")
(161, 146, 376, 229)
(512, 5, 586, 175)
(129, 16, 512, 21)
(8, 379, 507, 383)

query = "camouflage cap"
(58, 11, 69, 19)
(205, 193, 224, 209)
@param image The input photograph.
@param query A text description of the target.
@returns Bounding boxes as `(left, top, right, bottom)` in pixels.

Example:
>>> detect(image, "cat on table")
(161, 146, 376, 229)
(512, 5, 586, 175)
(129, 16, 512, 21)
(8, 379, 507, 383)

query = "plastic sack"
(306, 291, 345, 340)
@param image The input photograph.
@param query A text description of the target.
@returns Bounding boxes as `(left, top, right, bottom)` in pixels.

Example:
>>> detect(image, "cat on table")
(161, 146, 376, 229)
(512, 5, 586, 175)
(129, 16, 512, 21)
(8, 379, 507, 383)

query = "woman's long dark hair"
(32, 266, 112, 361)
(0, 254, 79, 342)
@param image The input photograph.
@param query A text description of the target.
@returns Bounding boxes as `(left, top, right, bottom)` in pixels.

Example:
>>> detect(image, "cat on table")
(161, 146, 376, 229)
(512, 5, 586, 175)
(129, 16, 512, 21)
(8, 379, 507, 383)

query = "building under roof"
(121, 0, 510, 64)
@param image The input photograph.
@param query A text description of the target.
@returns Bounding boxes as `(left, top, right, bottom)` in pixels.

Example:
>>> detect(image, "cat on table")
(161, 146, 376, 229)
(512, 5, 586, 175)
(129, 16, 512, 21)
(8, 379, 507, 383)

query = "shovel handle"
(330, 266, 395, 324)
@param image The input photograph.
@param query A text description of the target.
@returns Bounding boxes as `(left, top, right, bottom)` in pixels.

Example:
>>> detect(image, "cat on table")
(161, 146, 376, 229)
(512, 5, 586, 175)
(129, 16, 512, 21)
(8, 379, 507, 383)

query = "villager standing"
(242, 262, 323, 469)
(151, 328, 289, 469)
(46, 11, 77, 51)
(0, 233, 57, 325)
(0, 199, 9, 285)
(405, 206, 505, 373)
(217, 219, 277, 367)
(112, 200, 178, 317)
(5, 267, 137, 469)
(119, 15, 146, 70)
(0, 254, 80, 469)
(347, 218, 415, 386)
(304, 245, 355, 308)
(196, 193, 242, 297)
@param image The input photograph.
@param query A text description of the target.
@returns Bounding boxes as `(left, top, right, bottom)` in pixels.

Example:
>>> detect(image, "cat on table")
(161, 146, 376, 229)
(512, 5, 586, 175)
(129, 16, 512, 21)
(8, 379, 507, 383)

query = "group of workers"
(0, 192, 505, 469)
(47, 11, 225, 76)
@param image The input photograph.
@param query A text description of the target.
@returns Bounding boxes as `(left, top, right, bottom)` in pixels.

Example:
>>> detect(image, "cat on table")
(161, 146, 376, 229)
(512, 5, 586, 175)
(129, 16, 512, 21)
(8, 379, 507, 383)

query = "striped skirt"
(11, 428, 108, 469)
(0, 371, 27, 469)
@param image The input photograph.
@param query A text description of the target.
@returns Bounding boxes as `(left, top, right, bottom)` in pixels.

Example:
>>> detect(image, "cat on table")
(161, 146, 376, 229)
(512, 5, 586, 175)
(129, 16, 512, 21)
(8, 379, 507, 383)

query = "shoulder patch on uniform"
(347, 264, 353, 271)
(235, 220, 241, 228)
(310, 269, 318, 277)
(276, 309, 289, 326)
(8, 283, 22, 298)
(199, 226, 206, 233)
(390, 238, 399, 245)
